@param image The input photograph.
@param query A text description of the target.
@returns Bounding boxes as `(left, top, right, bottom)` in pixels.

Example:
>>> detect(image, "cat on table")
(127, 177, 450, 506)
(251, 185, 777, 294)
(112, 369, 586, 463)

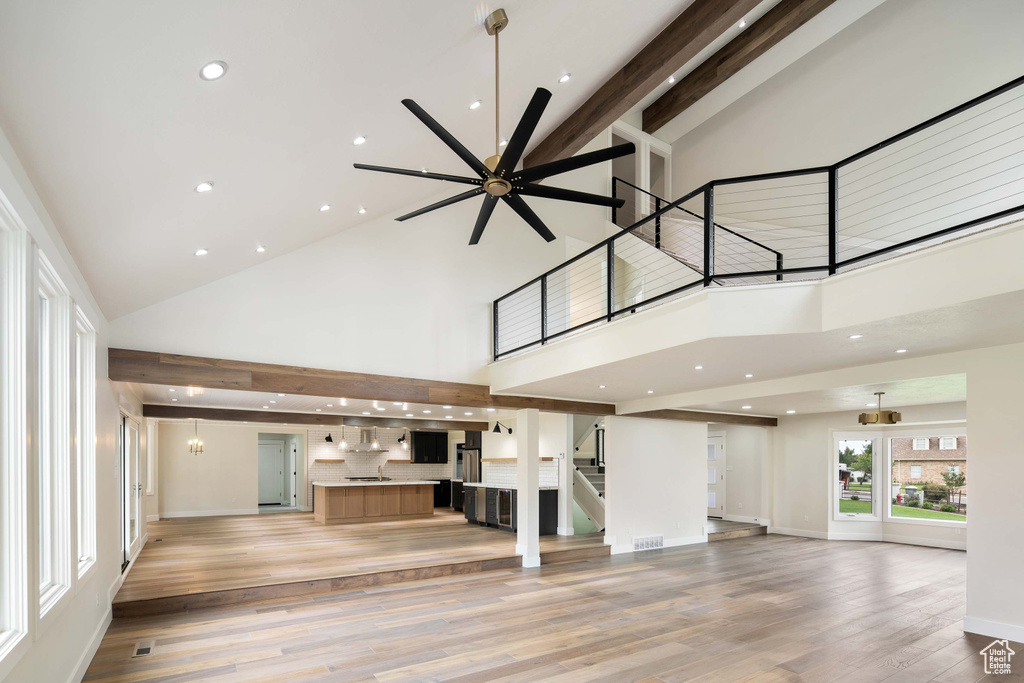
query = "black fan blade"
(395, 188, 482, 222)
(494, 88, 551, 178)
(353, 163, 481, 186)
(502, 194, 556, 242)
(402, 99, 491, 178)
(515, 142, 636, 183)
(516, 183, 625, 208)
(469, 195, 499, 245)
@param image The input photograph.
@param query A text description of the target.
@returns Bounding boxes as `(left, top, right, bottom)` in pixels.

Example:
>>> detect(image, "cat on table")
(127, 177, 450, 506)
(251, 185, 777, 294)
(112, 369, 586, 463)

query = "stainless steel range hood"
(346, 427, 389, 453)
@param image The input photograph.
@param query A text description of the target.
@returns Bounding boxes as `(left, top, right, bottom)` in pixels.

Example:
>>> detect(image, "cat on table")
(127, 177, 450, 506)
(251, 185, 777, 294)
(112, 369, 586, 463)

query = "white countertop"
(462, 482, 559, 491)
(313, 480, 440, 488)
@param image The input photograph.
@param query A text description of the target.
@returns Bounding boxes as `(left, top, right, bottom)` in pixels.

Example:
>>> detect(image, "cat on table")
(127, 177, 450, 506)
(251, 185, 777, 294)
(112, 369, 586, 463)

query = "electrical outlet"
(738, 502, 743, 509)
(803, 515, 809, 522)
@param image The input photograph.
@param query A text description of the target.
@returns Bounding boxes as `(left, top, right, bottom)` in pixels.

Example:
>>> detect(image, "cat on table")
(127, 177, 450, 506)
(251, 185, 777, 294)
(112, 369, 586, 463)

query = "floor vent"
(132, 640, 155, 658)
(632, 535, 664, 551)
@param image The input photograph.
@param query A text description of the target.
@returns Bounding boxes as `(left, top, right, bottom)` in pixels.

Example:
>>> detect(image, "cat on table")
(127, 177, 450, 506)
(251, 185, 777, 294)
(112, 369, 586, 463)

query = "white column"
(516, 408, 540, 567)
(557, 413, 574, 535)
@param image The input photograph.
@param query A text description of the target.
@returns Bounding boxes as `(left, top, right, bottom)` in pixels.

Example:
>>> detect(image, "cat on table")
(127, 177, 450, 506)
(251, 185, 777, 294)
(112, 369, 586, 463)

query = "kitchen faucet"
(378, 465, 383, 481)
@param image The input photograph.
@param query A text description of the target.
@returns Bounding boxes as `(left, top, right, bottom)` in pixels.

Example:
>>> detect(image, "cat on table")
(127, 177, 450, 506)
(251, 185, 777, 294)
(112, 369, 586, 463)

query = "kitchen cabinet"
(463, 486, 476, 520)
(451, 481, 464, 511)
(485, 489, 498, 526)
(461, 486, 559, 535)
(465, 430, 482, 449)
(412, 432, 449, 464)
(313, 483, 432, 524)
(433, 479, 451, 507)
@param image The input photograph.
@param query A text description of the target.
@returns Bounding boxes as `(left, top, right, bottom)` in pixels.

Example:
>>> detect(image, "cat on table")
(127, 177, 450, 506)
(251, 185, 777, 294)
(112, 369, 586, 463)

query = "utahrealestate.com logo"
(980, 639, 1015, 675)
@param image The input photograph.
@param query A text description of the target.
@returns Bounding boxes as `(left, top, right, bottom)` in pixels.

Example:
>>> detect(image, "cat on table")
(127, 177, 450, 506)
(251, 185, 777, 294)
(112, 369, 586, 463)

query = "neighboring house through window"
(913, 438, 929, 450)
(940, 436, 957, 450)
(911, 465, 922, 478)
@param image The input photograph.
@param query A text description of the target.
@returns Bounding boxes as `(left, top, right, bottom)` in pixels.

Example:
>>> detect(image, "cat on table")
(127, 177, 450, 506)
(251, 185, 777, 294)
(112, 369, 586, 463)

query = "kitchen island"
(313, 481, 438, 524)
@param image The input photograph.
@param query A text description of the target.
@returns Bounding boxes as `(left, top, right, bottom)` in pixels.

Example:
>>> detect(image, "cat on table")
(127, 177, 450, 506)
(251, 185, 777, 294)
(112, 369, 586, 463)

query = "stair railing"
(494, 74, 1024, 360)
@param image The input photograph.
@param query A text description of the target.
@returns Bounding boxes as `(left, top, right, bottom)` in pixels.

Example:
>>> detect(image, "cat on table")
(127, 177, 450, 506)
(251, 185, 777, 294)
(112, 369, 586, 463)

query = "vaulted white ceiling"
(0, 0, 686, 318)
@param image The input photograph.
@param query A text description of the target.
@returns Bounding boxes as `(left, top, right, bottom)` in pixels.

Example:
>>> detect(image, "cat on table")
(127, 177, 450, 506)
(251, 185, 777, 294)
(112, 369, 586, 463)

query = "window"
(939, 436, 957, 450)
(889, 435, 967, 523)
(36, 256, 71, 617)
(75, 308, 96, 578)
(912, 438, 929, 450)
(836, 437, 876, 518)
(947, 465, 960, 475)
(910, 465, 922, 478)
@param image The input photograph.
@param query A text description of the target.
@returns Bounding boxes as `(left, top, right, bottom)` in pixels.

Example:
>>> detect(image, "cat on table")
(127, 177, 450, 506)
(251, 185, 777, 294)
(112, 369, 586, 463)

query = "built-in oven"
(497, 489, 512, 529)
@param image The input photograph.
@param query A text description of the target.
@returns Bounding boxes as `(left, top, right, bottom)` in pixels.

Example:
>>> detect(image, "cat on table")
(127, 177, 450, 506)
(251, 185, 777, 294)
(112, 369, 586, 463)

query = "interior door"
(258, 442, 285, 505)
(121, 414, 142, 569)
(707, 435, 725, 518)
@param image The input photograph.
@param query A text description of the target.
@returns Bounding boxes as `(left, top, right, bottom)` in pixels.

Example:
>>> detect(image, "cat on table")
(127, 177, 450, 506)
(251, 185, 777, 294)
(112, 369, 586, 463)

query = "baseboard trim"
(521, 555, 541, 568)
(723, 514, 768, 525)
(611, 534, 706, 555)
(769, 526, 828, 540)
(160, 508, 259, 519)
(828, 531, 884, 542)
(146, 514, 160, 522)
(556, 526, 575, 536)
(68, 606, 111, 683)
(963, 616, 1024, 643)
(883, 533, 966, 551)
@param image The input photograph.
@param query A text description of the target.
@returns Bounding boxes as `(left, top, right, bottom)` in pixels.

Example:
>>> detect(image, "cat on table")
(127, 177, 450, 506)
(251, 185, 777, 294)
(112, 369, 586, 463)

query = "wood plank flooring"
(115, 511, 607, 616)
(707, 519, 767, 541)
(89, 535, 1019, 682)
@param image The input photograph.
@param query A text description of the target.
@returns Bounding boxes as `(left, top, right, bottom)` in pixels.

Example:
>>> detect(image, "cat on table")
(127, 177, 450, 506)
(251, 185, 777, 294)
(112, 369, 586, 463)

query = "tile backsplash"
(483, 460, 560, 488)
(307, 427, 453, 504)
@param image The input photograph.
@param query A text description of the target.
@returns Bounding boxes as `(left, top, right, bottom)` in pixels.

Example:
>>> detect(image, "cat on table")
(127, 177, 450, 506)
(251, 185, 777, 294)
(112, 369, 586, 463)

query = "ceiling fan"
(354, 8, 635, 245)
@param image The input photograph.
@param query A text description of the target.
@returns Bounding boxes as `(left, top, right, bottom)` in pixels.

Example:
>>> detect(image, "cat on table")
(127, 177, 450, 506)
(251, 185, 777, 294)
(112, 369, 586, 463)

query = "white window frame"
(35, 253, 72, 625)
(74, 308, 96, 581)
(0, 214, 30, 679)
(833, 432, 881, 521)
(939, 436, 957, 450)
(885, 430, 967, 527)
(912, 437, 929, 450)
(910, 465, 922, 479)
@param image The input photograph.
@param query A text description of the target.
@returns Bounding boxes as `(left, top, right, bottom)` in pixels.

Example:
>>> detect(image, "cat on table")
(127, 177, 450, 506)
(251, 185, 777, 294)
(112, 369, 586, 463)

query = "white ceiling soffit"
(141, 384, 516, 423)
(643, 0, 888, 144)
(0, 0, 684, 319)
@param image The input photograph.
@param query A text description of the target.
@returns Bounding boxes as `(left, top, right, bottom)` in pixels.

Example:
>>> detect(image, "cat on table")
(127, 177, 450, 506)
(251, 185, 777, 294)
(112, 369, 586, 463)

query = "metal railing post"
(703, 186, 714, 287)
(606, 241, 615, 320)
(655, 198, 662, 249)
(828, 166, 838, 275)
(492, 300, 499, 360)
(611, 178, 617, 227)
(540, 275, 547, 345)
(776, 253, 784, 282)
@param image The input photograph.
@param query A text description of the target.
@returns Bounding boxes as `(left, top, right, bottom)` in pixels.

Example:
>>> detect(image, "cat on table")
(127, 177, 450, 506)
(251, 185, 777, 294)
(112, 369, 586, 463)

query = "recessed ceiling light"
(319, 204, 331, 212)
(194, 248, 208, 256)
(353, 136, 366, 145)
(599, 385, 606, 389)
(745, 374, 754, 378)
(742, 406, 752, 410)
(469, 100, 482, 110)
(262, 405, 269, 409)
(420, 167, 429, 173)
(315, 408, 322, 412)
(738, 19, 747, 28)
(169, 388, 176, 392)
(849, 334, 863, 340)
(786, 410, 796, 414)
(255, 245, 266, 253)
(423, 410, 431, 414)
(558, 73, 571, 83)
(446, 415, 454, 419)
(277, 393, 285, 397)
(464, 412, 473, 416)
(499, 139, 507, 147)
(376, 406, 385, 411)
(171, 398, 178, 402)
(647, 390, 654, 394)
(695, 365, 703, 370)
(362, 411, 371, 415)
(194, 181, 214, 193)
(866, 403, 875, 407)
(392, 402, 402, 406)
(339, 398, 347, 406)
(405, 413, 414, 417)
(667, 76, 676, 84)
(896, 349, 908, 353)
(442, 405, 452, 409)
(486, 408, 495, 412)
(269, 400, 276, 404)
(199, 61, 227, 81)
(326, 404, 333, 408)
(358, 207, 367, 214)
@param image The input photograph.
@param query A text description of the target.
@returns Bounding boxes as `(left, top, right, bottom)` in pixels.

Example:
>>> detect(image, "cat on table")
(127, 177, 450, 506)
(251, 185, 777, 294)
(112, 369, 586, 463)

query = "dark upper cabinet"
(412, 432, 449, 464)
(465, 431, 482, 450)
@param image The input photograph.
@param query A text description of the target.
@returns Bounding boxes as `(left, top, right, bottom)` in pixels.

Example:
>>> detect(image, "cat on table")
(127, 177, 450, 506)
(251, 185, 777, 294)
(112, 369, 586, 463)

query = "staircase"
(573, 459, 604, 496)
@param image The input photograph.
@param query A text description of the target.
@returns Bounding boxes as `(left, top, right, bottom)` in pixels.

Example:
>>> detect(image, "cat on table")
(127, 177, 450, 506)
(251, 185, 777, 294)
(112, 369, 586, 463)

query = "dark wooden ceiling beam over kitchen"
(522, 0, 759, 168)
(142, 404, 488, 431)
(623, 409, 777, 427)
(110, 349, 614, 415)
(642, 0, 838, 134)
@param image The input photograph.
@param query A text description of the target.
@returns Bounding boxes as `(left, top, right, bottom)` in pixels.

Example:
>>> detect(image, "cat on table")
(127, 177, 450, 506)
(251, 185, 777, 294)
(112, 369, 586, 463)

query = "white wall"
(604, 416, 707, 554)
(106, 136, 616, 385)
(712, 424, 771, 524)
(964, 343, 1024, 642)
(669, 0, 1024, 196)
(770, 401, 968, 550)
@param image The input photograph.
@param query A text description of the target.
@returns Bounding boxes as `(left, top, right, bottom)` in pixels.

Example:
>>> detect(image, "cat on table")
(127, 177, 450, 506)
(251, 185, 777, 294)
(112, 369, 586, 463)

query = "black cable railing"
(493, 74, 1024, 360)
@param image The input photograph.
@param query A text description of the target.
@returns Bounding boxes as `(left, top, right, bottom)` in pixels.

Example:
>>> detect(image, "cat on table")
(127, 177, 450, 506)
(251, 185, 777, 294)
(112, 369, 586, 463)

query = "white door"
(707, 435, 725, 518)
(258, 442, 285, 505)
(121, 414, 142, 569)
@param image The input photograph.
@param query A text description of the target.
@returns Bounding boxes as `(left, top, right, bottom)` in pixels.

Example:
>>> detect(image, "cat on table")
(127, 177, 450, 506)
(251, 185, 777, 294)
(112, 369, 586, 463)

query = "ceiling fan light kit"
(354, 8, 633, 245)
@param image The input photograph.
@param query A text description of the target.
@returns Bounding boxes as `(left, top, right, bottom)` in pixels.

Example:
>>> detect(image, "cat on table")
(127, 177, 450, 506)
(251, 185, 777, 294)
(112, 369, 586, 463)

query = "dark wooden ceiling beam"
(623, 408, 777, 427)
(643, 0, 837, 134)
(523, 0, 760, 169)
(142, 404, 488, 431)
(111, 349, 614, 415)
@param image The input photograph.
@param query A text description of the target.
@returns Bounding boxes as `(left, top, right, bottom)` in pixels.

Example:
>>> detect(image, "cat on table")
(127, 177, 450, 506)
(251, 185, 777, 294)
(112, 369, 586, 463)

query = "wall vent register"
(632, 535, 664, 551)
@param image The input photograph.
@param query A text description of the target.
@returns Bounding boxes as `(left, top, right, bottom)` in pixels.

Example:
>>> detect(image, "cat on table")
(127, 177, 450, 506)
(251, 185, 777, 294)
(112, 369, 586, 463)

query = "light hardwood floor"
(115, 511, 607, 615)
(89, 534, 1018, 682)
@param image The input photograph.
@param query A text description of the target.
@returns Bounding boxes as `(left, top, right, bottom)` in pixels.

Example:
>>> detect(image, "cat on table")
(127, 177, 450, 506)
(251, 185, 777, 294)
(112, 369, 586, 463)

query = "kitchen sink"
(345, 476, 392, 481)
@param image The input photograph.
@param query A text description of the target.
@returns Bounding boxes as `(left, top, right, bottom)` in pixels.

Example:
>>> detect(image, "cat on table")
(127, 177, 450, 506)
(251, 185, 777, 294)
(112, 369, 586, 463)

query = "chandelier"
(188, 420, 204, 455)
